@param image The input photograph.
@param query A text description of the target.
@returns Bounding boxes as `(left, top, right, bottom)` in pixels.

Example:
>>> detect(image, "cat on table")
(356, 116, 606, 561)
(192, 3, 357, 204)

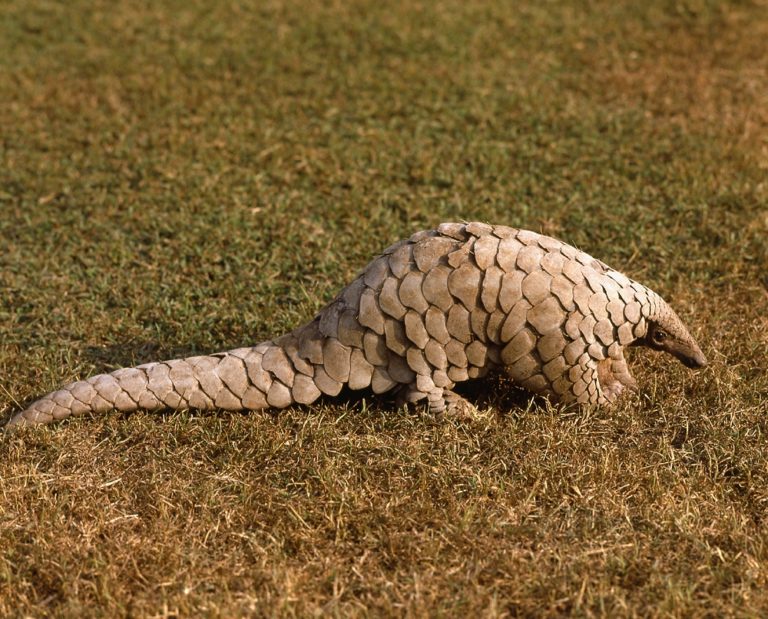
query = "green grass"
(1, 0, 767, 615)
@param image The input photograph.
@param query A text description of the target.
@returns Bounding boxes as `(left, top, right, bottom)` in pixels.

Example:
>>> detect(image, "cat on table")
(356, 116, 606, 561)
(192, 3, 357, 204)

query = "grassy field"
(1, 0, 767, 615)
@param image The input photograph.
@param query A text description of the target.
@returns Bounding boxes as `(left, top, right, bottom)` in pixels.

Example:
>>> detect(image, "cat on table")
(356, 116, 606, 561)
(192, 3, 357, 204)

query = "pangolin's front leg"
(597, 352, 638, 403)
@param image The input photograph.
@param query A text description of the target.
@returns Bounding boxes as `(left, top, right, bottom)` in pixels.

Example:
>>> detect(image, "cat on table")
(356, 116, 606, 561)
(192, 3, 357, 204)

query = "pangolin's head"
(636, 290, 707, 369)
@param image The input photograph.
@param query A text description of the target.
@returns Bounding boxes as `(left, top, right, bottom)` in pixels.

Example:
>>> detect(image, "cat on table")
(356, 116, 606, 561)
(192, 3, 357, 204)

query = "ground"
(1, 0, 767, 616)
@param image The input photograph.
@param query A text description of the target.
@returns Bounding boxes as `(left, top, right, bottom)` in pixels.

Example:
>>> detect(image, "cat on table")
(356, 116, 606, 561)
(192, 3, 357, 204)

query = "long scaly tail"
(5, 330, 324, 427)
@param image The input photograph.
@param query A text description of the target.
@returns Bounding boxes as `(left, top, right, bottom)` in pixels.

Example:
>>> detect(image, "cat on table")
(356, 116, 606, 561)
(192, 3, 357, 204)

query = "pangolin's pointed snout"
(676, 341, 708, 369)
(682, 350, 708, 369)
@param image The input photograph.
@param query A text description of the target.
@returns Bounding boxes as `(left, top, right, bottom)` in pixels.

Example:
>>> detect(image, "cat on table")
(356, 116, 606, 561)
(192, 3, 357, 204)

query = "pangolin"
(4, 222, 707, 428)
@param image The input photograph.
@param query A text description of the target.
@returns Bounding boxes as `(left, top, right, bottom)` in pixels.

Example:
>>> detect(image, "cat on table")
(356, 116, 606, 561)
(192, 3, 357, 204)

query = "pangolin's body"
(5, 222, 706, 428)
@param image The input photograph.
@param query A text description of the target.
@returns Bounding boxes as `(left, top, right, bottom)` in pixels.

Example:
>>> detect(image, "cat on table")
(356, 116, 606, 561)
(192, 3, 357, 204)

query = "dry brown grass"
(567, 2, 768, 166)
(1, 0, 767, 616)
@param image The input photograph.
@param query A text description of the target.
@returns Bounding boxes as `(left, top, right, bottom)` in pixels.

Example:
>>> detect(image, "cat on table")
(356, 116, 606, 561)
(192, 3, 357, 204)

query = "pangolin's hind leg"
(394, 374, 446, 413)
(395, 375, 479, 418)
(443, 389, 480, 419)
(394, 383, 429, 408)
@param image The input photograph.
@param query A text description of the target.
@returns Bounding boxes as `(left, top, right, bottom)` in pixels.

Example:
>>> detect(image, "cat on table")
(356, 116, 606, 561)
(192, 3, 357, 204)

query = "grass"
(1, 0, 767, 615)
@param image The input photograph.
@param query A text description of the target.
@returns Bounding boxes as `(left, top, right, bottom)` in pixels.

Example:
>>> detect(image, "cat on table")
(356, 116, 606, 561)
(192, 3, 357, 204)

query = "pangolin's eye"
(653, 329, 668, 343)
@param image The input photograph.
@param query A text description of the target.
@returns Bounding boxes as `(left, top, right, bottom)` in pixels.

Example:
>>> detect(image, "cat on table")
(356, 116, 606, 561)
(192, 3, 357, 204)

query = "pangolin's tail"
(5, 327, 329, 428)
